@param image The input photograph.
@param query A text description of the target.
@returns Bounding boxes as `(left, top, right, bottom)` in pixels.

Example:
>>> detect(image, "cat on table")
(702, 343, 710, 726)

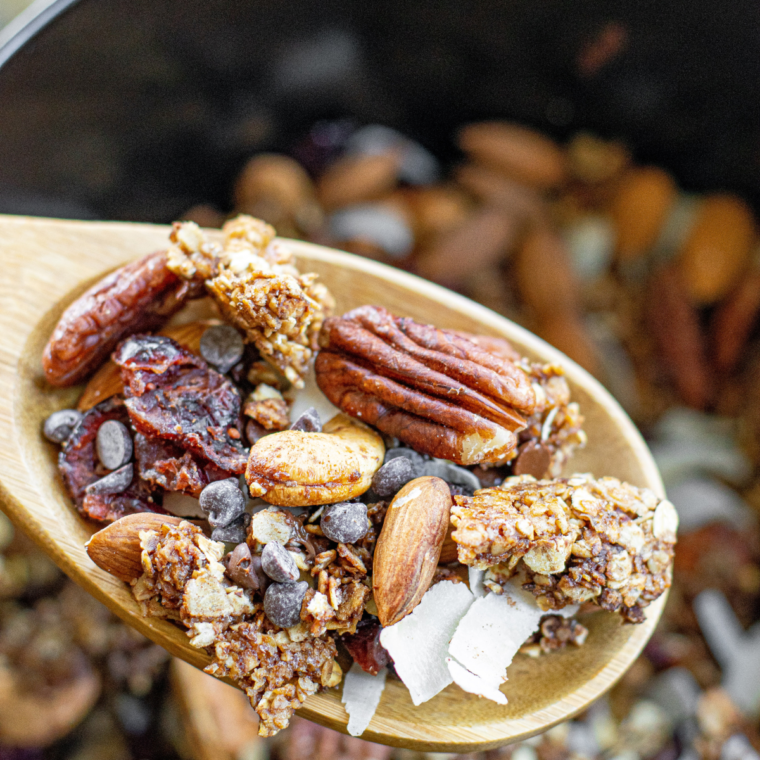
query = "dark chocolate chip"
(264, 581, 309, 628)
(96, 420, 133, 470)
(211, 512, 251, 544)
(372, 457, 417, 498)
(513, 441, 552, 478)
(223, 540, 267, 591)
(320, 502, 369, 544)
(43, 408, 83, 444)
(199, 478, 246, 527)
(200, 324, 245, 373)
(421, 461, 481, 493)
(245, 419, 269, 446)
(289, 407, 322, 433)
(85, 463, 134, 495)
(384, 447, 426, 468)
(261, 541, 299, 582)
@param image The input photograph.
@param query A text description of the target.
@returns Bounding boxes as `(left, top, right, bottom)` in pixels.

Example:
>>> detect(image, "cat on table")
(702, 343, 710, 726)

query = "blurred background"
(3, 1, 760, 759)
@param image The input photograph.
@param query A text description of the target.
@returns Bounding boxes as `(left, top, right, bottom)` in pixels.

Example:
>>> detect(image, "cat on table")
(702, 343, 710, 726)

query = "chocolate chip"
(384, 447, 426, 468)
(264, 581, 309, 628)
(513, 441, 552, 478)
(85, 463, 134, 495)
(372, 457, 417, 498)
(200, 324, 245, 373)
(199, 478, 246, 527)
(421, 461, 481, 493)
(43, 409, 83, 444)
(245, 419, 268, 446)
(211, 512, 251, 544)
(96, 420, 133, 470)
(261, 541, 299, 582)
(321, 502, 369, 544)
(290, 407, 322, 433)
(222, 541, 266, 592)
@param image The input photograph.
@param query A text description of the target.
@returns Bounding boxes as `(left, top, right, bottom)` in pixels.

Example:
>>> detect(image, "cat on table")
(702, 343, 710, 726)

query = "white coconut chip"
(448, 582, 544, 692)
(341, 663, 387, 737)
(446, 657, 507, 705)
(380, 580, 475, 705)
(468, 567, 486, 598)
(286, 366, 341, 423)
(162, 492, 205, 518)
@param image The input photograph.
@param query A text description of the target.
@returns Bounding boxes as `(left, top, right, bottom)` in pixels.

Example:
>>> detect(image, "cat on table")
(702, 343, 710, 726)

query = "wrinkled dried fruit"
(261, 541, 300, 583)
(372, 457, 417, 498)
(320, 502, 369, 544)
(114, 335, 247, 473)
(199, 478, 247, 528)
(96, 420, 133, 470)
(290, 407, 322, 433)
(59, 397, 162, 523)
(316, 306, 535, 465)
(43, 250, 194, 386)
(246, 413, 384, 506)
(43, 409, 83, 444)
(199, 323, 245, 373)
(264, 581, 309, 628)
(373, 476, 452, 626)
(341, 618, 390, 676)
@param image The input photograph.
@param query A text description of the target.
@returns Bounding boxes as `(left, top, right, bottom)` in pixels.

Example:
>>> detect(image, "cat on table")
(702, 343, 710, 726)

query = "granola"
(451, 474, 677, 622)
(166, 215, 335, 387)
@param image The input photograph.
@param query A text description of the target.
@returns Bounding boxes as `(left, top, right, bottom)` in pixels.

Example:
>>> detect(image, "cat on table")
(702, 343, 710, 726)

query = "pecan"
(43, 250, 195, 386)
(315, 306, 537, 465)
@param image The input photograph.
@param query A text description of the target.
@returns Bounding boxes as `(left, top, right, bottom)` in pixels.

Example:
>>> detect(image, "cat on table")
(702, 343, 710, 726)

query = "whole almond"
(711, 268, 760, 373)
(78, 319, 220, 411)
(317, 150, 402, 210)
(457, 122, 567, 190)
(676, 194, 756, 305)
(86, 513, 187, 581)
(610, 167, 677, 262)
(372, 476, 451, 627)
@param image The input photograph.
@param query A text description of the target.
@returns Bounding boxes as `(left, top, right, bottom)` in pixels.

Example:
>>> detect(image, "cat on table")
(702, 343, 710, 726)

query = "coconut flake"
(446, 657, 507, 705)
(448, 582, 544, 687)
(341, 663, 387, 737)
(286, 366, 341, 423)
(468, 567, 486, 598)
(380, 581, 474, 705)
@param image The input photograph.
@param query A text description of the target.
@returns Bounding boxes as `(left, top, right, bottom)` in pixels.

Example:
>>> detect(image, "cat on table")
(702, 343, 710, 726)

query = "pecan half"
(43, 250, 195, 387)
(315, 306, 537, 465)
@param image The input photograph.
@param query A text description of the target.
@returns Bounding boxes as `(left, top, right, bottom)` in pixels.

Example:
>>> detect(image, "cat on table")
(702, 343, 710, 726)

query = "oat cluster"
(451, 474, 678, 622)
(167, 215, 335, 387)
(131, 520, 339, 735)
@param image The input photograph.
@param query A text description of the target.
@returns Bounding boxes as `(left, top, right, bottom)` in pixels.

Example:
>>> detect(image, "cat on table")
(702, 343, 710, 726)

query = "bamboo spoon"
(0, 215, 665, 752)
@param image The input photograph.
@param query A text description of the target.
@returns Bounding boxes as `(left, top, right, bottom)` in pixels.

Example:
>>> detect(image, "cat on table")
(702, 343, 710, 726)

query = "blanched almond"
(373, 476, 451, 627)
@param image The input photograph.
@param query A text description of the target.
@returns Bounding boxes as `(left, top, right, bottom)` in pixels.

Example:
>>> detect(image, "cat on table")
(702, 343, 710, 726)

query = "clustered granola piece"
(166, 215, 335, 387)
(130, 520, 340, 735)
(451, 474, 678, 623)
(521, 614, 589, 656)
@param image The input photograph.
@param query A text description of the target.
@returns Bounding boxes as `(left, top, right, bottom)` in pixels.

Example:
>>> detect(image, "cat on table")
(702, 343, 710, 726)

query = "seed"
(199, 478, 246, 528)
(43, 409, 82, 444)
(290, 407, 322, 433)
(85, 463, 134, 495)
(211, 513, 251, 544)
(96, 420, 133, 470)
(261, 541, 300, 582)
(372, 457, 417, 498)
(264, 581, 309, 628)
(320, 502, 369, 544)
(200, 324, 245, 373)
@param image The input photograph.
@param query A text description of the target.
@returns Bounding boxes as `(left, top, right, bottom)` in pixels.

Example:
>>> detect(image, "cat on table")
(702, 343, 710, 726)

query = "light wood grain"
(0, 215, 665, 752)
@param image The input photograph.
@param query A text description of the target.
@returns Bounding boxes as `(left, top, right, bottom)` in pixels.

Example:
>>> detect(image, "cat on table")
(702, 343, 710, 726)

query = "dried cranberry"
(114, 335, 248, 473)
(59, 397, 163, 523)
(341, 618, 390, 675)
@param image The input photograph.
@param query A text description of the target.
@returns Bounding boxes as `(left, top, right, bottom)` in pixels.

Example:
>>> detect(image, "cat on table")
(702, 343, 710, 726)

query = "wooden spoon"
(0, 215, 665, 752)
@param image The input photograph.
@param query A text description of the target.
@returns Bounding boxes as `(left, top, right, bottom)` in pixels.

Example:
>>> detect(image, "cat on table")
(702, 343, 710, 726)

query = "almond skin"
(85, 513, 187, 581)
(373, 476, 452, 627)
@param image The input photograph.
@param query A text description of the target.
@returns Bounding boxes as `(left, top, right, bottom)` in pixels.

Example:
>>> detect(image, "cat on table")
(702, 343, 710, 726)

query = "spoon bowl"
(0, 215, 664, 752)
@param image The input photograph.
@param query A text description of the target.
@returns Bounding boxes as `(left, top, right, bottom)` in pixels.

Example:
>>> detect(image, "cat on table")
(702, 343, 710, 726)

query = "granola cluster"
(130, 520, 339, 735)
(167, 215, 335, 386)
(451, 474, 678, 622)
